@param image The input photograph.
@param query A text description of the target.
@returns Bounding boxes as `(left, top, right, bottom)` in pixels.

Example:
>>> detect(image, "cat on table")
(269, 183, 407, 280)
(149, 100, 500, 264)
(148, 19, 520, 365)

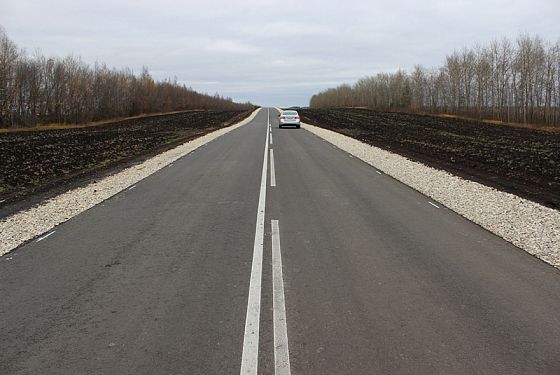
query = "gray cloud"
(1, 0, 558, 106)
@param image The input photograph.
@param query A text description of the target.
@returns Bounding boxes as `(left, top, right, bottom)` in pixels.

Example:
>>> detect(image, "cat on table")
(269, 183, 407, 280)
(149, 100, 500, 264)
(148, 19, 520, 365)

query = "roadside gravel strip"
(302, 122, 560, 269)
(0, 108, 261, 256)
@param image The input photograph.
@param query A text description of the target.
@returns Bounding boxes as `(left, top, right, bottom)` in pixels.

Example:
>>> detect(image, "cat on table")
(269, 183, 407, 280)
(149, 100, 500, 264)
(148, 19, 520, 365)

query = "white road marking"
(270, 133, 273, 145)
(127, 185, 136, 191)
(271, 220, 291, 375)
(270, 149, 276, 187)
(240, 123, 269, 375)
(428, 201, 440, 209)
(36, 231, 55, 242)
(376, 171, 382, 175)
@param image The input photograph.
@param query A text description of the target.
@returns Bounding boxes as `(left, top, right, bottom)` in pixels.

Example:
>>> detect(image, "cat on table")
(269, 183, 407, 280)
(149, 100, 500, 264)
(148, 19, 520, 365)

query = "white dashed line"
(271, 220, 291, 375)
(376, 171, 382, 175)
(36, 231, 56, 242)
(270, 149, 276, 187)
(428, 201, 440, 209)
(127, 185, 136, 191)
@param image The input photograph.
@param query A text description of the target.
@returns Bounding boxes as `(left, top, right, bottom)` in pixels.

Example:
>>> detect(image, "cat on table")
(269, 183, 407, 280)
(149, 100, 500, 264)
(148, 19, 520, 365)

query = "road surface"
(1, 108, 559, 374)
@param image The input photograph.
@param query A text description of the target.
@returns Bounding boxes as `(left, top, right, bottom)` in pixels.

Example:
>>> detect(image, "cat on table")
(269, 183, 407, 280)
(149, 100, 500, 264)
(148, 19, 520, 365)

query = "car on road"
(279, 110, 300, 128)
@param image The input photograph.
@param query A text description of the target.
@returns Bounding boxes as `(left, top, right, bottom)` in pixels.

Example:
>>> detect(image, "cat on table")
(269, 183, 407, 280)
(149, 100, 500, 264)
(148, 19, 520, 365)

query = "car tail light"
(295, 116, 300, 119)
(280, 116, 285, 119)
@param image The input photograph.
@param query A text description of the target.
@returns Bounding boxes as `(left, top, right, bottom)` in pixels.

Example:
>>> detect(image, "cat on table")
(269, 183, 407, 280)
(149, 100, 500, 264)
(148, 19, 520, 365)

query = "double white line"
(240, 110, 290, 374)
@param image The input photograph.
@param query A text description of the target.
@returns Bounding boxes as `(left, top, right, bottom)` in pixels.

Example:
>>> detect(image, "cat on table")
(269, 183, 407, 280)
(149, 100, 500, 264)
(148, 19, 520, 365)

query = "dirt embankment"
(0, 109, 251, 208)
(299, 108, 560, 209)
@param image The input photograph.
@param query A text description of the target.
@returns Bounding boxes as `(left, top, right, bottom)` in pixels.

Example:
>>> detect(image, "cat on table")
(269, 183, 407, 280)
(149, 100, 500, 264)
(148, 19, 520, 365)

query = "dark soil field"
(0, 110, 251, 208)
(299, 108, 560, 209)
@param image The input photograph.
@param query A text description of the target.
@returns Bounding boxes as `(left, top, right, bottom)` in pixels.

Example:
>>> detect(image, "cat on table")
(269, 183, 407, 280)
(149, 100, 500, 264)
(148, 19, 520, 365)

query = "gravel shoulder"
(302, 122, 560, 269)
(0, 108, 261, 256)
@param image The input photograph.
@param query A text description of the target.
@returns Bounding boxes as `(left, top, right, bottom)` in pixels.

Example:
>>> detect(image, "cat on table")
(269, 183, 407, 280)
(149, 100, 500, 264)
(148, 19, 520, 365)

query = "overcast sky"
(1, 0, 558, 106)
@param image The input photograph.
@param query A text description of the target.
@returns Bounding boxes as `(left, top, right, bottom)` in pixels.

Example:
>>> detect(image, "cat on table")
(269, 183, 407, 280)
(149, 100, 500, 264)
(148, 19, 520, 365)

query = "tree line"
(0, 27, 254, 128)
(310, 35, 560, 127)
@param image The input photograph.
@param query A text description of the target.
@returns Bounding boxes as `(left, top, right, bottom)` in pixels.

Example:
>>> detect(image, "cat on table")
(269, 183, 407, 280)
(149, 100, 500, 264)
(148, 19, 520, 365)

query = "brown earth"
(298, 108, 560, 209)
(0, 109, 252, 211)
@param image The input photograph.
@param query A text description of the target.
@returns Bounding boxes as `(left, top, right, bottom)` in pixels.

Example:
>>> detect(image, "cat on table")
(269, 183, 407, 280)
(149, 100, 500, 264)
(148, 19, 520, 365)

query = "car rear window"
(283, 111, 298, 115)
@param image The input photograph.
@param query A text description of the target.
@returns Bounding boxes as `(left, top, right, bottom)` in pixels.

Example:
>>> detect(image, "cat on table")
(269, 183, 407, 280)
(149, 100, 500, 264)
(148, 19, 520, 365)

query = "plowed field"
(0, 110, 251, 205)
(299, 108, 560, 209)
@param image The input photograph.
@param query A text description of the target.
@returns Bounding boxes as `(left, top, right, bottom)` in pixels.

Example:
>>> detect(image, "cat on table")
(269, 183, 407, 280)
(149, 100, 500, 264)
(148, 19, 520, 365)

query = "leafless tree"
(0, 27, 253, 128)
(310, 34, 560, 127)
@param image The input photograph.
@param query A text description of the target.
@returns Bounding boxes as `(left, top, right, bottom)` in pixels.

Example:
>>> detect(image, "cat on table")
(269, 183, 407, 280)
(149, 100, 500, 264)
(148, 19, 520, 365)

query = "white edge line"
(270, 133, 273, 145)
(271, 220, 291, 375)
(127, 185, 136, 191)
(270, 149, 276, 187)
(376, 171, 382, 175)
(428, 201, 440, 209)
(36, 231, 56, 242)
(240, 122, 269, 374)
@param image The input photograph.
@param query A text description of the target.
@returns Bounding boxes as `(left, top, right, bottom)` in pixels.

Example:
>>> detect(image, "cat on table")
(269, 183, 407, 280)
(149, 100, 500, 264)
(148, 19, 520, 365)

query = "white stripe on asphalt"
(270, 132, 273, 145)
(36, 231, 55, 242)
(376, 171, 382, 175)
(428, 201, 440, 209)
(127, 185, 136, 191)
(270, 149, 276, 187)
(271, 220, 291, 375)
(240, 121, 269, 374)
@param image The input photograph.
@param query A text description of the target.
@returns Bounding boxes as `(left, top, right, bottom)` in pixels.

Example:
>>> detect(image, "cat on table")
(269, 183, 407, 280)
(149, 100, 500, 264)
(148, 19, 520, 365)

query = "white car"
(278, 110, 300, 128)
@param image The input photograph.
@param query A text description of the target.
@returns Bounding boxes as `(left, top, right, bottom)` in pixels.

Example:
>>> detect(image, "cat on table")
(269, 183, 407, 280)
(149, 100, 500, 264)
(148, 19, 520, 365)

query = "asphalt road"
(1, 108, 560, 374)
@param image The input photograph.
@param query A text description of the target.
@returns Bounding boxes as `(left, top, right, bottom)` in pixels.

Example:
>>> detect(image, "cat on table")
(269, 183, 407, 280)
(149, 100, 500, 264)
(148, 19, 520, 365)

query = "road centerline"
(271, 220, 291, 375)
(240, 118, 269, 374)
(270, 149, 276, 187)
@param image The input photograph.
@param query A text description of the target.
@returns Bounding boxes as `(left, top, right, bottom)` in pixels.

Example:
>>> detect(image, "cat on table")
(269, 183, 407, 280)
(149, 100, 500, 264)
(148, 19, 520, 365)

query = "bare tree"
(309, 34, 559, 127)
(0, 27, 254, 128)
